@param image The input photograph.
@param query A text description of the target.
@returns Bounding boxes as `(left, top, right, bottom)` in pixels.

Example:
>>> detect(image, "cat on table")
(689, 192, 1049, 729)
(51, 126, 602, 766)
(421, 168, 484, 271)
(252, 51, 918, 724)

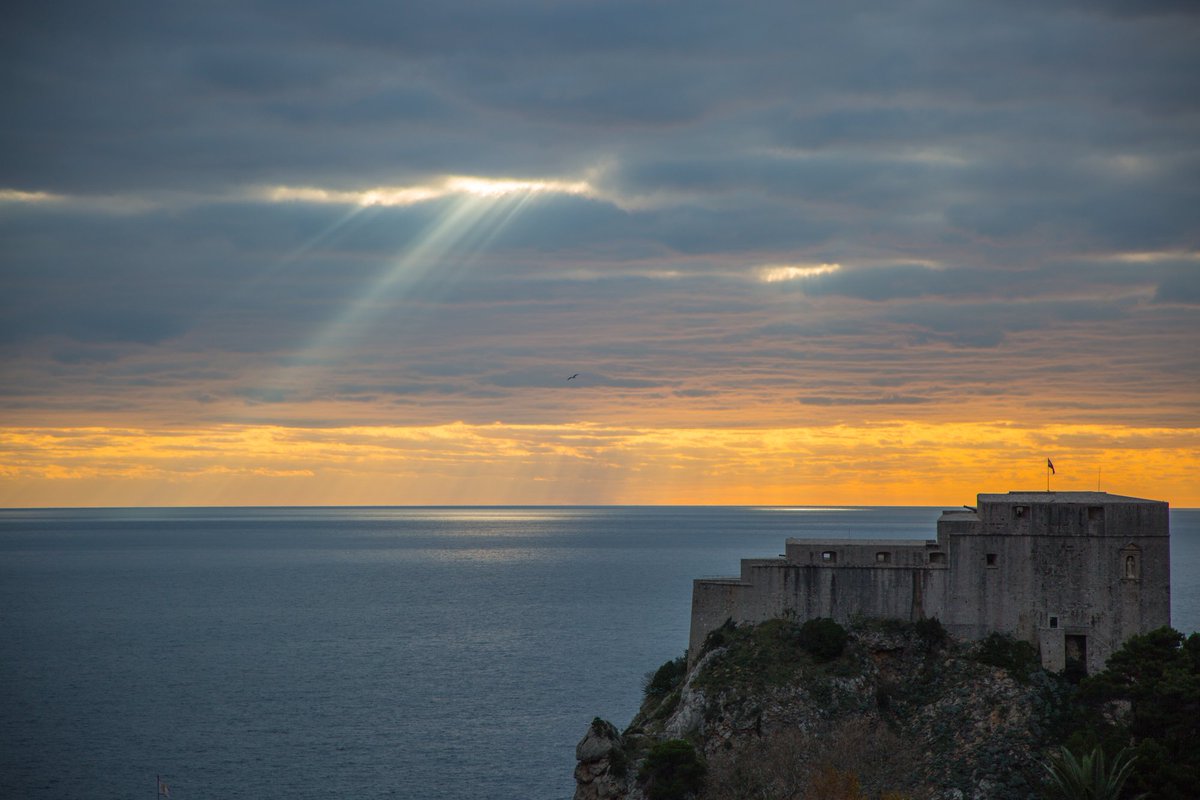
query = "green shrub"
(913, 617, 948, 649)
(644, 654, 688, 699)
(702, 618, 737, 654)
(797, 617, 849, 662)
(973, 632, 1039, 681)
(639, 739, 706, 800)
(1042, 745, 1142, 800)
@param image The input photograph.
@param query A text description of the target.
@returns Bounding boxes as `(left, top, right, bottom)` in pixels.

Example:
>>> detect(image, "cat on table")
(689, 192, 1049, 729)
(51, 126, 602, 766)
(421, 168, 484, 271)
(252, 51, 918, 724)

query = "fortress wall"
(1131, 533, 1171, 631)
(943, 533, 1030, 639)
(740, 557, 789, 582)
(805, 566, 926, 625)
(1107, 501, 1171, 650)
(916, 566, 950, 621)
(1028, 534, 1120, 672)
(689, 578, 748, 660)
(689, 561, 944, 660)
(689, 493, 1169, 675)
(696, 559, 951, 642)
(784, 539, 935, 568)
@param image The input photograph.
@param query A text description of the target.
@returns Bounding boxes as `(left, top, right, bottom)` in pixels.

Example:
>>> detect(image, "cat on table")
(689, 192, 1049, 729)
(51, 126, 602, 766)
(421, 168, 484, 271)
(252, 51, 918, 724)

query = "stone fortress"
(690, 491, 1170, 675)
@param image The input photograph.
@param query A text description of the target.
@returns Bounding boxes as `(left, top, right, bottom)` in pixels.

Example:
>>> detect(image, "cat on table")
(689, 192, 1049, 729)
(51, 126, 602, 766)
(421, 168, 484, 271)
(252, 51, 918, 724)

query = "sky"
(1, 1, 1198, 507)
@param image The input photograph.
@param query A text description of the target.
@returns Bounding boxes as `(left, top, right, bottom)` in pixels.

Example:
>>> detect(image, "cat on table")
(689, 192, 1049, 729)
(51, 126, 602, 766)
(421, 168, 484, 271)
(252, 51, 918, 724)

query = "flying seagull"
(567, 373, 579, 381)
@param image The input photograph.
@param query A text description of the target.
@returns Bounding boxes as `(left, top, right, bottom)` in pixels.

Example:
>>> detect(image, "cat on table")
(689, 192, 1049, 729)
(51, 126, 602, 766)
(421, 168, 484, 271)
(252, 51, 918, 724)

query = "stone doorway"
(1065, 634, 1088, 678)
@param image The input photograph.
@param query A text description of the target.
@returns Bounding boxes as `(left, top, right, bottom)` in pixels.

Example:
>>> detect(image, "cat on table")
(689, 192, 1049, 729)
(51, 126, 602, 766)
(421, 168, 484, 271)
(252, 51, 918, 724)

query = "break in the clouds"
(1, 1, 1198, 505)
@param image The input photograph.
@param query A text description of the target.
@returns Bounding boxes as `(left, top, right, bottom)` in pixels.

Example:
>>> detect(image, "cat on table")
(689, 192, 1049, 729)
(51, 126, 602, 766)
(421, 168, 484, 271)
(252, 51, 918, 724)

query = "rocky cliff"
(575, 618, 1070, 800)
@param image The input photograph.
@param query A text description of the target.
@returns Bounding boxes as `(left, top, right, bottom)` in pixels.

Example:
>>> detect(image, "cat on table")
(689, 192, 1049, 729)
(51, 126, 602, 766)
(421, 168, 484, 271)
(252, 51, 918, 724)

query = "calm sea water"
(1, 506, 1197, 800)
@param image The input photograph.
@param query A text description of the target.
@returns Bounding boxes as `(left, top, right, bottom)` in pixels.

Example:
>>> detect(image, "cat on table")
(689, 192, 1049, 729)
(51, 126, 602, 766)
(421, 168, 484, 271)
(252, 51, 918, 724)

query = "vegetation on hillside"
(1042, 745, 1143, 800)
(638, 739, 706, 800)
(596, 621, 1200, 800)
(1059, 626, 1200, 800)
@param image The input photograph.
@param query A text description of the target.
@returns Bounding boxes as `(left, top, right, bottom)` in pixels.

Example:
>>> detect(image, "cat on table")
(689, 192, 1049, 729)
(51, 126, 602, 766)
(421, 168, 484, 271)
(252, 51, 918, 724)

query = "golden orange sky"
(3, 419, 1196, 507)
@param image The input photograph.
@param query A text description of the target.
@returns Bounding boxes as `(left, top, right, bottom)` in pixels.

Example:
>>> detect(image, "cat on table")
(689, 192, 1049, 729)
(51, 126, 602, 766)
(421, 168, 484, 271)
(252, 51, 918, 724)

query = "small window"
(875, 551, 891, 564)
(929, 552, 946, 565)
(1049, 616, 1059, 629)
(986, 553, 998, 567)
(1014, 505, 1028, 518)
(1088, 506, 1104, 522)
(821, 551, 837, 563)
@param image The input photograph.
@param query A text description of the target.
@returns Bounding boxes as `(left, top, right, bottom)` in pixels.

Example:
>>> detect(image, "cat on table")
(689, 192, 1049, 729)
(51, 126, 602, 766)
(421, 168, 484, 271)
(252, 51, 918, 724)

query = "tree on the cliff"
(639, 739, 706, 800)
(796, 617, 848, 662)
(1065, 627, 1200, 800)
(644, 654, 688, 699)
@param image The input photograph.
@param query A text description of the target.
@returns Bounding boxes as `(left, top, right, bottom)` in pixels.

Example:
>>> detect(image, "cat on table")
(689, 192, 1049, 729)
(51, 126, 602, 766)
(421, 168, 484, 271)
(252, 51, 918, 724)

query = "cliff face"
(575, 618, 1069, 800)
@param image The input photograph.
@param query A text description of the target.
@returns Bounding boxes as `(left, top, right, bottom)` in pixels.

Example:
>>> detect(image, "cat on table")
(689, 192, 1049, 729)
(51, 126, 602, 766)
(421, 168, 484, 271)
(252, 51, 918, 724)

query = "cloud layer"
(2, 1, 1198, 505)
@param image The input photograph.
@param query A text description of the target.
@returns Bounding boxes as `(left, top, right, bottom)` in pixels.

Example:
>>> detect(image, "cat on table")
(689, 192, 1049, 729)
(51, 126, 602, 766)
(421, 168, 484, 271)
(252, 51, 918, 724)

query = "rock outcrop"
(574, 718, 637, 800)
(575, 618, 1069, 800)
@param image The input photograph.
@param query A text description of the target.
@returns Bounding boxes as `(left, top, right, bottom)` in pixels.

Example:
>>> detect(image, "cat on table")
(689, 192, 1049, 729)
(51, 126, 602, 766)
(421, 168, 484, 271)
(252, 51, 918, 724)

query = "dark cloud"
(1, 0, 1198, 429)
(798, 395, 934, 407)
(1154, 269, 1200, 305)
(789, 265, 976, 302)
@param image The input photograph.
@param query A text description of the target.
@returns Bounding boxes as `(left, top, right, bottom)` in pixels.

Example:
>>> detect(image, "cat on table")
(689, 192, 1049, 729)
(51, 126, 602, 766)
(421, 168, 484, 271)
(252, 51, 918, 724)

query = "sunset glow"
(2, 420, 1197, 507)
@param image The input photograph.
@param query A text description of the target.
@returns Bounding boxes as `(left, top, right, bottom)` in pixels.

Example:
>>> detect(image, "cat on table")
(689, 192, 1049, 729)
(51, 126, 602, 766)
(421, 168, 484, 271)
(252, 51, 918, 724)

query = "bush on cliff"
(796, 617, 848, 662)
(913, 616, 948, 650)
(644, 654, 688, 699)
(702, 618, 737, 655)
(972, 632, 1039, 682)
(638, 739, 706, 800)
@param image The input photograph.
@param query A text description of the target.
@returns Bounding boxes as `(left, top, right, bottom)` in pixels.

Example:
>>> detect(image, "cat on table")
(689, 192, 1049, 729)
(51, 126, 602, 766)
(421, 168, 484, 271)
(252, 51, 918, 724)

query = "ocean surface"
(1, 506, 1197, 800)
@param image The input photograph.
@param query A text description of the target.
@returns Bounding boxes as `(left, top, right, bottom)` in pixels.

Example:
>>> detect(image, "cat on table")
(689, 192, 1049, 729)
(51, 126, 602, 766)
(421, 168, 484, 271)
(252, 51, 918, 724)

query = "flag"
(1047, 458, 1055, 475)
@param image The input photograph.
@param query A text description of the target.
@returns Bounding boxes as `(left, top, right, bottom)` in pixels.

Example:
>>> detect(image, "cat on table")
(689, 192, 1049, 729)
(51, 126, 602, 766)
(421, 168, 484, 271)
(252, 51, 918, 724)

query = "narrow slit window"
(986, 553, 998, 567)
(1049, 616, 1059, 629)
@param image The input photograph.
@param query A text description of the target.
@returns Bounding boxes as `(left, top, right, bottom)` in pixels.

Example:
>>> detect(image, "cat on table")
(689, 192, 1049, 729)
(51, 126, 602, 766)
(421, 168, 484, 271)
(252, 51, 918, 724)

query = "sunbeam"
(247, 177, 568, 399)
(223, 204, 378, 308)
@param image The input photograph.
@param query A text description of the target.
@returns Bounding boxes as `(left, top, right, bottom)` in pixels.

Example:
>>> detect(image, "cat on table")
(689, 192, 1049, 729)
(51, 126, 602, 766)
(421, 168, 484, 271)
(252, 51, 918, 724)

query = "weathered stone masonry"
(689, 491, 1170, 675)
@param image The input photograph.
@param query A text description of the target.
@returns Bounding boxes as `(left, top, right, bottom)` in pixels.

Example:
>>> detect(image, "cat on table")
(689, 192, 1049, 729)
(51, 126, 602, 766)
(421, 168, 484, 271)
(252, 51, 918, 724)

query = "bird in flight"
(567, 373, 579, 381)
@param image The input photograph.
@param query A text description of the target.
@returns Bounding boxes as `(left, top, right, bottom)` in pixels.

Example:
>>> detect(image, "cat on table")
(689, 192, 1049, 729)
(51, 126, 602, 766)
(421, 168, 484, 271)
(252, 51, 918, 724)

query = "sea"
(1, 506, 1197, 800)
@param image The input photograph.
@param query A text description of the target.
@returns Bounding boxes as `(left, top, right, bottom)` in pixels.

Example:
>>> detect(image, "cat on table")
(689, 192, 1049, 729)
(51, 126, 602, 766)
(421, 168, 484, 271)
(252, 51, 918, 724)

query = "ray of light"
(221, 204, 379, 309)
(255, 179, 556, 397)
